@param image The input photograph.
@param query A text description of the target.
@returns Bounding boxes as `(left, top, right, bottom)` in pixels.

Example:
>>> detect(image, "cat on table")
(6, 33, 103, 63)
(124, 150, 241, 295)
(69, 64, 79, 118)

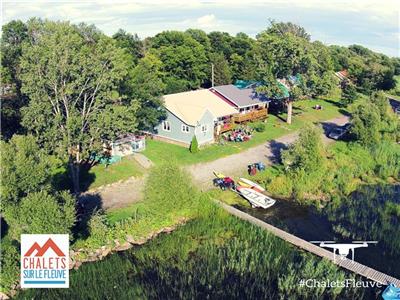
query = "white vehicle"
(236, 186, 276, 209)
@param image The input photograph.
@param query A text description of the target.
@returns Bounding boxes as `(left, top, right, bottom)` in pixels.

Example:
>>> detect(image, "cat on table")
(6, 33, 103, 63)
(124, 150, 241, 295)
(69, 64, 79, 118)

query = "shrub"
(0, 237, 19, 293)
(252, 122, 266, 132)
(5, 190, 76, 241)
(372, 141, 400, 180)
(86, 212, 111, 249)
(189, 135, 199, 153)
(267, 175, 293, 198)
(282, 124, 326, 173)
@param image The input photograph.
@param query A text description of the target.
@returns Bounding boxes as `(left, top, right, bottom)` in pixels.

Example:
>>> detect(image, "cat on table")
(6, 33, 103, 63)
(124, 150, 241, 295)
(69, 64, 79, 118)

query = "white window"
(162, 121, 171, 132)
(182, 124, 190, 133)
(201, 124, 208, 132)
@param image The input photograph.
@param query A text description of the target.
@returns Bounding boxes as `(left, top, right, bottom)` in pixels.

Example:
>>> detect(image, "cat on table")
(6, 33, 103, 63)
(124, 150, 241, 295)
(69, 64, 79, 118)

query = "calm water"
(237, 184, 400, 278)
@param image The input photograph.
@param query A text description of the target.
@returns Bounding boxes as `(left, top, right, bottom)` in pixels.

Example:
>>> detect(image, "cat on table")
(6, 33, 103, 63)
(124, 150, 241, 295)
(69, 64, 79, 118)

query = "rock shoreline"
(0, 218, 187, 299)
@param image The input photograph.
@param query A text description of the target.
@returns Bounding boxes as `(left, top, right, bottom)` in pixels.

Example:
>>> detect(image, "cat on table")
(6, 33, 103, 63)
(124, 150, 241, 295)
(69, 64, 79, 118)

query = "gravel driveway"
(187, 115, 350, 189)
(81, 115, 349, 210)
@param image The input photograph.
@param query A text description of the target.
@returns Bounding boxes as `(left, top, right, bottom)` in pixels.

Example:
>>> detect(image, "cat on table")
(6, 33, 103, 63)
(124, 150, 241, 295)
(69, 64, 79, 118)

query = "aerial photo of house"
(1, 0, 399, 299)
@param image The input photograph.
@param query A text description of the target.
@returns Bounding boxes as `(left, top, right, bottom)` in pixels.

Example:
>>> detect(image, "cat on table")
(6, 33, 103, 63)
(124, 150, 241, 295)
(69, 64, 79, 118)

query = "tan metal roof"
(163, 89, 237, 126)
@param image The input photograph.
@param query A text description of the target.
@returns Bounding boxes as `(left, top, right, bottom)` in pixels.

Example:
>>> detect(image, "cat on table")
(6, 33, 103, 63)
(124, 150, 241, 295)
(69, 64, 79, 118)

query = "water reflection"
(238, 184, 400, 278)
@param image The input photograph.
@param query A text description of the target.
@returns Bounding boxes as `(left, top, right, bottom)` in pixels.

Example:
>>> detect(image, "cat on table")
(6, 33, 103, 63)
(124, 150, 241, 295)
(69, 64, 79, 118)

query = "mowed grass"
(143, 97, 347, 166)
(81, 156, 145, 191)
(106, 203, 142, 224)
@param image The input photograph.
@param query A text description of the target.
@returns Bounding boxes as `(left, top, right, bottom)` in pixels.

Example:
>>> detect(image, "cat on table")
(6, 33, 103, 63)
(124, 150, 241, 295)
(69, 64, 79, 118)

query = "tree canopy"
(19, 19, 138, 192)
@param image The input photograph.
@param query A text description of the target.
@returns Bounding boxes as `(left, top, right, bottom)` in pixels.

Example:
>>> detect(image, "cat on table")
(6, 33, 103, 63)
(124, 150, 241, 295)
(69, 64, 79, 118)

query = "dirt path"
(79, 176, 146, 211)
(187, 115, 349, 189)
(81, 115, 349, 210)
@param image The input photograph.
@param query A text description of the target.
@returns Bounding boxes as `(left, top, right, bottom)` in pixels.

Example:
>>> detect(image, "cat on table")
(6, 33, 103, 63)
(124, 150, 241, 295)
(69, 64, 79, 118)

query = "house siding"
(194, 110, 214, 145)
(154, 110, 214, 146)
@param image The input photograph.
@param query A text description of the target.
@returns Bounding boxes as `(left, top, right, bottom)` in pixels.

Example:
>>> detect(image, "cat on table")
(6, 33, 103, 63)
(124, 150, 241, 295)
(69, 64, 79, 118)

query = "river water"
(237, 184, 400, 279)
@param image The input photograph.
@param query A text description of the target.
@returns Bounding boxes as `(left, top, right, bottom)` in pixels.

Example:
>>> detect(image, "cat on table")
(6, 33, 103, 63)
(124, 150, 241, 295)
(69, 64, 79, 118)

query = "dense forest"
(1, 18, 399, 296)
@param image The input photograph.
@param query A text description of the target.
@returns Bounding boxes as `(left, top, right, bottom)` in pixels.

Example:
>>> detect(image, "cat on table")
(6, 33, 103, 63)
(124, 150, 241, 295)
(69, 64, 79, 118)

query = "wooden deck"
(232, 108, 267, 123)
(217, 201, 400, 286)
(215, 122, 235, 136)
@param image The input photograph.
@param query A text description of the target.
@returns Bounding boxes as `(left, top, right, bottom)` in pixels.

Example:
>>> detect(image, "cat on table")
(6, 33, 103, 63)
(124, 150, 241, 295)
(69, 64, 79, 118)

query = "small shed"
(110, 134, 146, 157)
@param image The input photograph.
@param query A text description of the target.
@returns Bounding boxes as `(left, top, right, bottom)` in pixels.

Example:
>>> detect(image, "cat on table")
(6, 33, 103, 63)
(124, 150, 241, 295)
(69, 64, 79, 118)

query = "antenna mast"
(211, 63, 214, 87)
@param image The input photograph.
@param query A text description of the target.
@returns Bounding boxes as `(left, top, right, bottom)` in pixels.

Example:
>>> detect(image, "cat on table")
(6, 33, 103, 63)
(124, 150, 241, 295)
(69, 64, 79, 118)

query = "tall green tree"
(150, 31, 208, 92)
(208, 31, 233, 59)
(351, 102, 381, 146)
(130, 53, 166, 130)
(340, 81, 357, 107)
(210, 52, 232, 86)
(1, 135, 76, 242)
(6, 191, 76, 241)
(266, 20, 311, 41)
(1, 21, 29, 139)
(1, 20, 28, 97)
(113, 29, 144, 65)
(20, 20, 137, 193)
(282, 124, 326, 173)
(1, 135, 53, 209)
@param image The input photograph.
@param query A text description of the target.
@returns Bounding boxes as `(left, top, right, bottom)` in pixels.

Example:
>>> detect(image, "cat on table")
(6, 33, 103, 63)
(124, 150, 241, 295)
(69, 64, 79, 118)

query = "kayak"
(382, 283, 400, 300)
(237, 186, 276, 209)
(213, 171, 225, 179)
(239, 178, 265, 192)
(237, 180, 264, 193)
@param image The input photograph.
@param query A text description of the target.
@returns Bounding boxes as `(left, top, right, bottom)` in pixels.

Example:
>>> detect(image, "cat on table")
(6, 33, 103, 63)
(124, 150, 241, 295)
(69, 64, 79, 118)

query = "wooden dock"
(217, 201, 400, 286)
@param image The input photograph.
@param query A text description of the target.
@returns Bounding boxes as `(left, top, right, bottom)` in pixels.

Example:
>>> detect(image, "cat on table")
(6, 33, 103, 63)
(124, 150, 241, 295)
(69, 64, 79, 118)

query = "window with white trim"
(182, 124, 190, 133)
(201, 124, 208, 132)
(162, 121, 171, 131)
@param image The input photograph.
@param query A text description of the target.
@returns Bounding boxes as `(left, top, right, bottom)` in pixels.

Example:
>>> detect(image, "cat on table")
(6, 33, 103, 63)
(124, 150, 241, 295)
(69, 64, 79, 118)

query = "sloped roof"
(211, 85, 267, 108)
(234, 79, 292, 100)
(162, 89, 237, 126)
(335, 70, 349, 80)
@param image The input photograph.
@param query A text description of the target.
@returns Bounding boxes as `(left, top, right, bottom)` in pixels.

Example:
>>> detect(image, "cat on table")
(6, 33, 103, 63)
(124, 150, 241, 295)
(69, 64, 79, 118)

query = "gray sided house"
(154, 109, 214, 146)
(154, 89, 238, 146)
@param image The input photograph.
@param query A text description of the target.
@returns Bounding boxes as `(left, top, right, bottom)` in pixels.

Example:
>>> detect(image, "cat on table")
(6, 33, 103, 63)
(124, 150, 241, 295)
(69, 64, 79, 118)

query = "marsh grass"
(16, 200, 369, 300)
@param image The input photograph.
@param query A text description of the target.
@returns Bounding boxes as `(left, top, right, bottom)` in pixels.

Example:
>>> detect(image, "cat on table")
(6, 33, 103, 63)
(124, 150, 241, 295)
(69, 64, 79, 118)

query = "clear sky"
(2, 0, 399, 57)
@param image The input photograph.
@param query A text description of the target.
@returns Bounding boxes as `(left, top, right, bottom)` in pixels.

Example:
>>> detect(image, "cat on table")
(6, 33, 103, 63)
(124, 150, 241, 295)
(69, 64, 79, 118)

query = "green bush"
(189, 135, 199, 153)
(86, 212, 111, 249)
(252, 122, 266, 132)
(0, 237, 19, 293)
(372, 141, 400, 180)
(267, 175, 293, 198)
(5, 190, 76, 241)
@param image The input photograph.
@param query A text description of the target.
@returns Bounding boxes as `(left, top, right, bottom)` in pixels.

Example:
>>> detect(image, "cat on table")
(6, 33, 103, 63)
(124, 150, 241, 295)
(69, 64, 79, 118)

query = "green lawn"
(143, 97, 347, 166)
(81, 155, 145, 191)
(106, 203, 142, 224)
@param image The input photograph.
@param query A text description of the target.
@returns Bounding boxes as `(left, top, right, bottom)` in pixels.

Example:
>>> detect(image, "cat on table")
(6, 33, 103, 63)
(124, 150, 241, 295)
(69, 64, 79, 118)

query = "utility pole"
(211, 63, 214, 87)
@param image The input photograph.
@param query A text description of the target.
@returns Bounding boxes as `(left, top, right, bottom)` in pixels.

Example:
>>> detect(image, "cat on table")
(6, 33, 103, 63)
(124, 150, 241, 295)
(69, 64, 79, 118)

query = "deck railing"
(215, 122, 235, 136)
(232, 108, 268, 123)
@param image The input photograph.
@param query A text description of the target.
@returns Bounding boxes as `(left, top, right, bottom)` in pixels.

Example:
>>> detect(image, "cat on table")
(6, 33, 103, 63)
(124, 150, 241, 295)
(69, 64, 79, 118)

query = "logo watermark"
(21, 234, 69, 288)
(298, 278, 382, 289)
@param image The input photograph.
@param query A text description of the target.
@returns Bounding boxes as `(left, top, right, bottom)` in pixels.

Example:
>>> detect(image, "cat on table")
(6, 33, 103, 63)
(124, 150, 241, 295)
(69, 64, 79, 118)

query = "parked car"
(343, 123, 352, 131)
(328, 123, 352, 140)
(328, 127, 346, 140)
